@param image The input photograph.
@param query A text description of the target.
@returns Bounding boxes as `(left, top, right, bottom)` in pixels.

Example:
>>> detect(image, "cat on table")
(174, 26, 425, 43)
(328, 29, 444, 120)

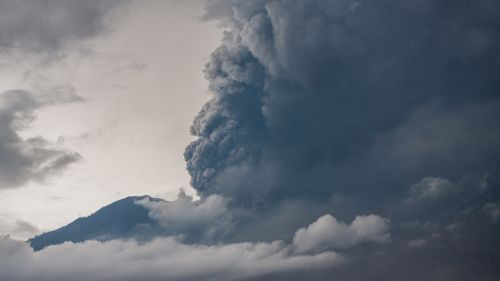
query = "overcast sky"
(0, 0, 220, 238)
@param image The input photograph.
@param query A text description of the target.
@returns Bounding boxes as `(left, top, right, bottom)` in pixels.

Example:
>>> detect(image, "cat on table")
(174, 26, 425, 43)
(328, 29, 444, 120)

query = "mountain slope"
(29, 195, 163, 251)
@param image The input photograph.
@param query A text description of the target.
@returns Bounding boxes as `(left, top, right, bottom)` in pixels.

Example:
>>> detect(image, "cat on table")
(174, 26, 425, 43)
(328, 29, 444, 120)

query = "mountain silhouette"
(29, 195, 163, 251)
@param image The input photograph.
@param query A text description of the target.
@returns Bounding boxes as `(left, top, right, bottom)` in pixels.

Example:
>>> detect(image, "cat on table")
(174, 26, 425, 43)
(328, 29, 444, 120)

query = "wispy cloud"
(0, 89, 82, 189)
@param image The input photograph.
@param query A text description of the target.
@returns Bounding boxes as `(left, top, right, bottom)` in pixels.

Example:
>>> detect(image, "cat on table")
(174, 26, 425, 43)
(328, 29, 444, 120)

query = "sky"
(0, 0, 221, 237)
(1, 0, 500, 280)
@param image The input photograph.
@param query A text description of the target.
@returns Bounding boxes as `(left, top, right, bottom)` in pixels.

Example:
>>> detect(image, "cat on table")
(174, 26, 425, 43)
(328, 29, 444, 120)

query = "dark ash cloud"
(186, 0, 500, 206)
(183, 0, 500, 279)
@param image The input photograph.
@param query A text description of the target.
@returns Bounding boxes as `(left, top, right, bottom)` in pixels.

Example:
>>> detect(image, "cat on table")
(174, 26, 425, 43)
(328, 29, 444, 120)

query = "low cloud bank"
(0, 226, 344, 281)
(0, 213, 392, 281)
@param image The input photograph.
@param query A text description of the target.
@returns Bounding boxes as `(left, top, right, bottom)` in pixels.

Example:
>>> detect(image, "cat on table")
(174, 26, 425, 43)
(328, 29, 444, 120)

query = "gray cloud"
(0, 0, 126, 58)
(0, 215, 39, 240)
(409, 177, 457, 200)
(407, 238, 427, 248)
(483, 202, 500, 223)
(0, 89, 81, 189)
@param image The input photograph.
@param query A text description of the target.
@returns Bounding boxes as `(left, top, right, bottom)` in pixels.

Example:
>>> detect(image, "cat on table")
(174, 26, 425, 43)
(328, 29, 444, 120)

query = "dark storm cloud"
(0, 89, 81, 189)
(0, 0, 126, 57)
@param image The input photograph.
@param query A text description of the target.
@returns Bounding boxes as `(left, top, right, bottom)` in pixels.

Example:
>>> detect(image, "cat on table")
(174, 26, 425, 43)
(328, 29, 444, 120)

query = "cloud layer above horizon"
(0, 218, 348, 281)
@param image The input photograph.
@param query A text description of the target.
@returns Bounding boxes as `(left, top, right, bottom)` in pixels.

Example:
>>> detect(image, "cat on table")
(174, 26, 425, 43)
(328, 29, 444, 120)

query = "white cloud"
(136, 191, 230, 240)
(0, 235, 341, 281)
(293, 214, 390, 254)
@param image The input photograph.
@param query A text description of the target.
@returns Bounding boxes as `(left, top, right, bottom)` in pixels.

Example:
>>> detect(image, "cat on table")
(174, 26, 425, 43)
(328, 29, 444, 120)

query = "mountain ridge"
(28, 195, 163, 251)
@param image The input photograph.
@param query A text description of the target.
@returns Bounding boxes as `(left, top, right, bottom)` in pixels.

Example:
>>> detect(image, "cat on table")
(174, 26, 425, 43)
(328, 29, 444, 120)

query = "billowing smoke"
(184, 38, 268, 202)
(137, 191, 231, 242)
(183, 0, 500, 279)
(186, 0, 500, 206)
